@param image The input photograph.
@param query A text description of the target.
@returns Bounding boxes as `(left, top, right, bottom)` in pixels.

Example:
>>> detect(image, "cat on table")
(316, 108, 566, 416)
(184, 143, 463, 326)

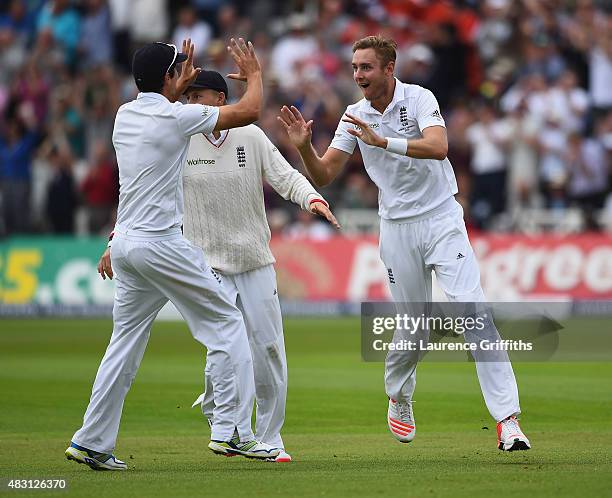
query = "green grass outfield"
(1, 318, 611, 498)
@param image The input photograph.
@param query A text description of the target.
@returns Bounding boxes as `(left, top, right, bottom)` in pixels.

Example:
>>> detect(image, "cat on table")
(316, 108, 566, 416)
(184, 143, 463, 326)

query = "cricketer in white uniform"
(67, 39, 281, 471)
(278, 35, 531, 452)
(181, 71, 340, 464)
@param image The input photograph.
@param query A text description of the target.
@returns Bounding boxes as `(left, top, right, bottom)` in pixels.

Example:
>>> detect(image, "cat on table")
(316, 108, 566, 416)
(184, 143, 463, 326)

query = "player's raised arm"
(172, 38, 202, 100)
(214, 38, 262, 130)
(277, 105, 350, 187)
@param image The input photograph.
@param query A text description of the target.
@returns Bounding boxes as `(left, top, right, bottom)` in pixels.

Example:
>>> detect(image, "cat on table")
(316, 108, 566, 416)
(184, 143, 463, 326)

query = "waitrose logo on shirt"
(187, 158, 216, 166)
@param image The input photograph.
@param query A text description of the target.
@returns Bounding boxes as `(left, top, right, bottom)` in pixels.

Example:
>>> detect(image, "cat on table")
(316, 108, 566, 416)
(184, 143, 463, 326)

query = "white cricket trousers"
(72, 228, 255, 453)
(194, 264, 287, 449)
(379, 198, 520, 422)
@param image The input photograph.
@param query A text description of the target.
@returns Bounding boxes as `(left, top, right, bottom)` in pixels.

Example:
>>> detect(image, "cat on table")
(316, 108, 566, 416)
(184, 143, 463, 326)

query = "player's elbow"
(246, 103, 261, 123)
(433, 142, 448, 160)
(312, 170, 334, 188)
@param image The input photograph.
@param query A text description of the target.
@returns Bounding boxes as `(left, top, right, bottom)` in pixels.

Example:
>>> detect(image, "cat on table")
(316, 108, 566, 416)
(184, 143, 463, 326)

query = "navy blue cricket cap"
(132, 42, 188, 92)
(184, 70, 229, 100)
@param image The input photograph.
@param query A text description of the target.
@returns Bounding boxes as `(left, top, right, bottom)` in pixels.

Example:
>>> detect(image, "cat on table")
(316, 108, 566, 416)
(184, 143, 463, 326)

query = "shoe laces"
(395, 400, 414, 423)
(502, 416, 521, 434)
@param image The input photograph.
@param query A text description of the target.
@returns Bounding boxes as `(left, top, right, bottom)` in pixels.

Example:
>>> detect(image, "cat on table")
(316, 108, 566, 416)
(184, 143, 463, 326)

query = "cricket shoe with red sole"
(271, 450, 292, 463)
(387, 398, 416, 443)
(497, 416, 531, 451)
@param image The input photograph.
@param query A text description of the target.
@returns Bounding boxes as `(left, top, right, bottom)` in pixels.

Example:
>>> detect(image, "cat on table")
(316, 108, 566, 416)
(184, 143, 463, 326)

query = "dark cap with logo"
(132, 42, 188, 92)
(185, 70, 229, 100)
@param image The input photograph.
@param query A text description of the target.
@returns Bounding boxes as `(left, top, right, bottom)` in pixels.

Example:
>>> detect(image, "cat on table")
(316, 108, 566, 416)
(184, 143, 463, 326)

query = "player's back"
(112, 93, 194, 233)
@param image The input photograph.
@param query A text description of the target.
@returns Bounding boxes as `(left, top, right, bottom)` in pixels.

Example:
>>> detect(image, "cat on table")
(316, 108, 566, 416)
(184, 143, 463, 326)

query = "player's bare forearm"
(296, 143, 331, 187)
(215, 38, 262, 130)
(399, 134, 448, 160)
(278, 105, 349, 186)
(215, 74, 262, 130)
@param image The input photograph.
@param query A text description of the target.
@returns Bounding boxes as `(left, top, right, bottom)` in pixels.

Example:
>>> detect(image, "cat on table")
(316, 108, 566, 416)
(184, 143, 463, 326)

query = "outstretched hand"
(342, 113, 386, 148)
(226, 38, 260, 82)
(277, 105, 313, 150)
(175, 38, 201, 98)
(311, 202, 341, 230)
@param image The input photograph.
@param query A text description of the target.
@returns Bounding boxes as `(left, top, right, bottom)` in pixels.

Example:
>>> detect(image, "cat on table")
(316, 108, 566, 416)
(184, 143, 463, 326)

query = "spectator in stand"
(12, 61, 50, 124)
(83, 65, 119, 155)
(271, 13, 318, 91)
(474, 0, 515, 66)
(107, 0, 131, 72)
(0, 102, 40, 235)
(506, 99, 541, 211)
(0, 0, 30, 86)
(80, 0, 113, 69)
(466, 102, 513, 227)
(37, 0, 80, 67)
(445, 103, 473, 211)
(547, 69, 590, 133)
(192, 0, 226, 36)
(0, 0, 40, 41)
(128, 0, 168, 47)
(45, 145, 78, 234)
(172, 5, 212, 61)
(424, 22, 467, 109)
(398, 43, 435, 90)
(538, 116, 570, 209)
(588, 11, 612, 114)
(48, 84, 85, 159)
(566, 133, 609, 229)
(81, 140, 118, 234)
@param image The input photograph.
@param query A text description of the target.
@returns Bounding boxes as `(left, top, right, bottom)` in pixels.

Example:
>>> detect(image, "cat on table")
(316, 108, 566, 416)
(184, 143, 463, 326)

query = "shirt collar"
(136, 92, 170, 103)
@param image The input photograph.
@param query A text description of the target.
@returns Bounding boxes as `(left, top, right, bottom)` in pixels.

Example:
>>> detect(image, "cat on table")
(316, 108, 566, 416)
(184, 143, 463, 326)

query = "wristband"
(107, 231, 114, 248)
(309, 198, 329, 212)
(107, 240, 112, 248)
(385, 137, 408, 156)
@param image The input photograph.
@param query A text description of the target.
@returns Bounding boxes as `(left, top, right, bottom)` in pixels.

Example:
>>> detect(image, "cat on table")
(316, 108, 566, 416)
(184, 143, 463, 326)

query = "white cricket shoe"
(387, 398, 416, 443)
(65, 442, 127, 471)
(208, 438, 281, 460)
(497, 416, 531, 451)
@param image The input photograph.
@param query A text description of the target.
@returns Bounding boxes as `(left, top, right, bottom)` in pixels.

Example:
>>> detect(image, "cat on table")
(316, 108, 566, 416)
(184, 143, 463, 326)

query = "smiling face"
(352, 48, 394, 103)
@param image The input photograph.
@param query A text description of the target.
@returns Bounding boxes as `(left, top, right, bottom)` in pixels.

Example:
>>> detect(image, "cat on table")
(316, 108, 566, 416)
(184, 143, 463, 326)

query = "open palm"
(278, 105, 313, 149)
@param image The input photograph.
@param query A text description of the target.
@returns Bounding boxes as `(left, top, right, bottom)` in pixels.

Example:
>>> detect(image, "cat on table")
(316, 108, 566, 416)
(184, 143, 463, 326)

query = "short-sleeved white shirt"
(112, 92, 219, 232)
(330, 79, 458, 220)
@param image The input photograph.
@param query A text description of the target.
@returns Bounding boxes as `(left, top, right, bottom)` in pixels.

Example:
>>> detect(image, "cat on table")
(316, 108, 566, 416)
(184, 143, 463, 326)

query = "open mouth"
(358, 82, 370, 89)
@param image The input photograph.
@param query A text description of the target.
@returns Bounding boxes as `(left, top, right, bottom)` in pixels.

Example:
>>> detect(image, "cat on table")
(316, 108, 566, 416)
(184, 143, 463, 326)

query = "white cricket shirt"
(183, 124, 324, 274)
(112, 92, 219, 232)
(330, 79, 458, 220)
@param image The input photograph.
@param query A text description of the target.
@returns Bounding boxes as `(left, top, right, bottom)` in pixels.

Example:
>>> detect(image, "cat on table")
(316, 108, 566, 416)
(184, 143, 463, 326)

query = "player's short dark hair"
(352, 35, 397, 68)
(134, 65, 176, 93)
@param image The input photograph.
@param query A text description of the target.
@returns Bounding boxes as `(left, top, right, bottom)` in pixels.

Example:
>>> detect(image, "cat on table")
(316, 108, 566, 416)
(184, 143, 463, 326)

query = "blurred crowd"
(0, 0, 611, 238)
